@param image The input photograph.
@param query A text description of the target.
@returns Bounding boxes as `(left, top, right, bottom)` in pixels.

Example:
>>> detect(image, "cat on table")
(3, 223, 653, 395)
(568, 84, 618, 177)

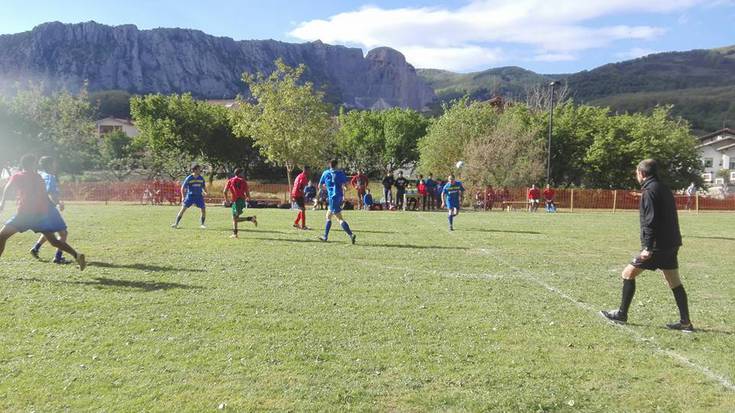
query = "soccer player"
(292, 166, 310, 230)
(381, 173, 394, 207)
(318, 160, 356, 244)
(601, 159, 693, 332)
(424, 173, 436, 211)
(29, 156, 70, 264)
(394, 171, 408, 210)
(172, 164, 207, 229)
(223, 168, 257, 238)
(527, 184, 541, 212)
(350, 170, 368, 210)
(441, 174, 465, 231)
(0, 154, 86, 270)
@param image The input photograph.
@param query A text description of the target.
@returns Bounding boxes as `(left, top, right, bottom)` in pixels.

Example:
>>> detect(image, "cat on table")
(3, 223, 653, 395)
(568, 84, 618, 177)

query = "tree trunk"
(286, 166, 293, 196)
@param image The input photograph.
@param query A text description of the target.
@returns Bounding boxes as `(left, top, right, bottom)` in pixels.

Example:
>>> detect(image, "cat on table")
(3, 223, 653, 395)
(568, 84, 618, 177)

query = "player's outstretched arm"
(0, 179, 14, 213)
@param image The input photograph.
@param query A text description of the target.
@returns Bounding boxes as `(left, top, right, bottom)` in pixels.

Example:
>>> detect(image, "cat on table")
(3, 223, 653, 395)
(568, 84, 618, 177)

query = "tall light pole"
(547, 81, 558, 185)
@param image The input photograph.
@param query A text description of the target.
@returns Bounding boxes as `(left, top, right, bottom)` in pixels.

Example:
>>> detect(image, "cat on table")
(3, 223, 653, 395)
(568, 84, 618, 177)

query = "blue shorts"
(328, 196, 343, 214)
(184, 196, 206, 209)
(5, 208, 67, 234)
(446, 203, 460, 211)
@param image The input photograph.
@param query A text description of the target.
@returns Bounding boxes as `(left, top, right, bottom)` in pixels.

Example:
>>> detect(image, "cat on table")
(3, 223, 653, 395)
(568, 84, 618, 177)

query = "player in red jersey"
(527, 184, 541, 212)
(543, 184, 557, 212)
(350, 170, 369, 210)
(0, 154, 86, 270)
(291, 166, 310, 230)
(223, 168, 256, 238)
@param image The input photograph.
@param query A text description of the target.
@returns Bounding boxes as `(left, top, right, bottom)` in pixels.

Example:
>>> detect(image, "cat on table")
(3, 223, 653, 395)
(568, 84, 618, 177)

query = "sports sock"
(671, 285, 690, 323)
(201, 216, 206, 225)
(448, 214, 454, 226)
(324, 220, 332, 239)
(32, 242, 42, 252)
(301, 211, 306, 228)
(54, 250, 63, 261)
(340, 221, 353, 236)
(620, 279, 636, 315)
(233, 228, 238, 235)
(294, 211, 302, 226)
(175, 215, 182, 226)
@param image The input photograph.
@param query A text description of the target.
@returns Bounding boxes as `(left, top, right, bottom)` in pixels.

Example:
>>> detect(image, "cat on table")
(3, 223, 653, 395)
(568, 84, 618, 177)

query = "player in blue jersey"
(441, 174, 465, 231)
(318, 160, 356, 244)
(172, 164, 208, 229)
(29, 156, 70, 264)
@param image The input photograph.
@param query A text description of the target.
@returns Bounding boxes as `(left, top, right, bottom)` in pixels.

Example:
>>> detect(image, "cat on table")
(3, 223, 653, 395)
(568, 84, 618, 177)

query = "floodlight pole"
(547, 81, 558, 185)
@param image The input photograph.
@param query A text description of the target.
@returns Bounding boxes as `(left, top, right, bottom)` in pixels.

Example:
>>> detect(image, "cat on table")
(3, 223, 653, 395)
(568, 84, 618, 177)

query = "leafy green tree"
(233, 59, 335, 190)
(418, 98, 500, 178)
(381, 108, 428, 173)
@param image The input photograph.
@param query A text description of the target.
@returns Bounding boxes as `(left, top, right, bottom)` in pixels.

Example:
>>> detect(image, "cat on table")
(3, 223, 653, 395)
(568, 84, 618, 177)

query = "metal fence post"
(696, 193, 699, 215)
(570, 189, 574, 213)
(612, 190, 617, 213)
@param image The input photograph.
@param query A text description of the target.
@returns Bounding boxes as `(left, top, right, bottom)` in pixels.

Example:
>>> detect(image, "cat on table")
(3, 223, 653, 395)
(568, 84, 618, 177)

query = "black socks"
(620, 279, 636, 315)
(671, 285, 690, 323)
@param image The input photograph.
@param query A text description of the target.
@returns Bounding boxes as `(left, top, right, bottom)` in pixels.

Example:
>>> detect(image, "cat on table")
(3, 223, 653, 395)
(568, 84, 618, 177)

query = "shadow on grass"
(686, 235, 735, 242)
(89, 262, 205, 273)
(16, 277, 203, 291)
(246, 237, 322, 244)
(353, 230, 398, 234)
(362, 243, 469, 250)
(466, 228, 542, 235)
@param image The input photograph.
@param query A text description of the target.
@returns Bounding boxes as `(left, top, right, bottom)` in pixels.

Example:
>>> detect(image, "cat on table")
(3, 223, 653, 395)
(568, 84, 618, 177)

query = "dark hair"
(20, 154, 37, 171)
(233, 168, 243, 177)
(39, 156, 55, 172)
(191, 163, 201, 172)
(329, 159, 338, 168)
(637, 159, 658, 178)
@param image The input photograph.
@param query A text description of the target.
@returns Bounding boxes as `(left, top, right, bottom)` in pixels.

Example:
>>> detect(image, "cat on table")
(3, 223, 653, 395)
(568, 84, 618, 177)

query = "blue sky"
(2, 0, 734, 73)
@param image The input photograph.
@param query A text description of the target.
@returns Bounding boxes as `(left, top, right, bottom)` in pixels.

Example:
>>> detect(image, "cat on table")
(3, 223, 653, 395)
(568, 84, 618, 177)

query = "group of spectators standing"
(472, 184, 557, 212)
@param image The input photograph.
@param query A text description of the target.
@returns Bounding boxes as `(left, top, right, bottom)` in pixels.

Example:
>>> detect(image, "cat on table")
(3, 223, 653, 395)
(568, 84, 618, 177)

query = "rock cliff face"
(0, 21, 435, 110)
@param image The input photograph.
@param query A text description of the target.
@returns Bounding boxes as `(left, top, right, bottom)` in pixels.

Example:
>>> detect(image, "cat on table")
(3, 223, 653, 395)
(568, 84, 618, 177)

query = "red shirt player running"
(223, 168, 256, 238)
(291, 166, 310, 229)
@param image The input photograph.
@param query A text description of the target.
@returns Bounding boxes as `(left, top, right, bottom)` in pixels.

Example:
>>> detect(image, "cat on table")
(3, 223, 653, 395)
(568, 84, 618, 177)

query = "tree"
(381, 108, 428, 173)
(463, 106, 545, 187)
(418, 98, 500, 178)
(233, 59, 335, 190)
(99, 130, 137, 181)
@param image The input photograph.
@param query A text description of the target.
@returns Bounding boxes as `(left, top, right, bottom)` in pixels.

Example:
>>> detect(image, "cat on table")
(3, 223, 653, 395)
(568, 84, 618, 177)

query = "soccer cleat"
(301, 226, 311, 231)
(351, 234, 357, 245)
(666, 321, 694, 332)
(53, 257, 71, 265)
(600, 309, 627, 324)
(293, 224, 301, 229)
(449, 226, 454, 231)
(200, 225, 207, 229)
(319, 236, 328, 242)
(30, 249, 40, 259)
(229, 234, 239, 239)
(171, 223, 178, 229)
(252, 216, 258, 227)
(76, 253, 86, 272)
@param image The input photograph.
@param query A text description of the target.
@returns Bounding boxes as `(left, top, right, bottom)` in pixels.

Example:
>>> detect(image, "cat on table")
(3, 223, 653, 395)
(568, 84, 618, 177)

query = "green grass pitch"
(0, 204, 734, 411)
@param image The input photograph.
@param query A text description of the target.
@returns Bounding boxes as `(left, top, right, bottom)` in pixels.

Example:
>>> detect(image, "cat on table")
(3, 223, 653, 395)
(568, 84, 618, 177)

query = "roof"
(697, 135, 735, 149)
(698, 128, 735, 141)
(96, 117, 135, 125)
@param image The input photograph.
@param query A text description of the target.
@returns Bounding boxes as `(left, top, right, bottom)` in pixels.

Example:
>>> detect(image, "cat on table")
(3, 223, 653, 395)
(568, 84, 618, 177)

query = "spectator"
(382, 172, 395, 207)
(424, 173, 436, 210)
(350, 170, 369, 210)
(685, 182, 696, 210)
(394, 171, 408, 210)
(304, 180, 317, 208)
(417, 175, 428, 211)
(474, 189, 485, 210)
(543, 184, 557, 212)
(435, 180, 445, 209)
(406, 184, 419, 210)
(363, 188, 374, 210)
(317, 185, 328, 210)
(527, 184, 541, 212)
(484, 185, 495, 211)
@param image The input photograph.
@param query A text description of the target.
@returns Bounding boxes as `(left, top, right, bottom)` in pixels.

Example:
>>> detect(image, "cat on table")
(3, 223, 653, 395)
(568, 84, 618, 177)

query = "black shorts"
(294, 197, 305, 209)
(631, 248, 679, 271)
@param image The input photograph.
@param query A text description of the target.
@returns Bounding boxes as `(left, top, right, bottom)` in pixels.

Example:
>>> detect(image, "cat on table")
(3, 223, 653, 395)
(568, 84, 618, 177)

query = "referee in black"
(601, 159, 693, 332)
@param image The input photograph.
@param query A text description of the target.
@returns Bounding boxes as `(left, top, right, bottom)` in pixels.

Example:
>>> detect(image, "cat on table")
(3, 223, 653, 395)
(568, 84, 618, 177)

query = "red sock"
(294, 211, 302, 226)
(301, 211, 306, 228)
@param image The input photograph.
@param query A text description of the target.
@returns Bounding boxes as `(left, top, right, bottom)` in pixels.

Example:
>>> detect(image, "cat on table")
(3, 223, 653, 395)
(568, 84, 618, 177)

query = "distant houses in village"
(697, 128, 735, 189)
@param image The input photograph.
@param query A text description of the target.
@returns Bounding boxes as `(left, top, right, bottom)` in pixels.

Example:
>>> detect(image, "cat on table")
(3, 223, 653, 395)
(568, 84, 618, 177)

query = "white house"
(96, 117, 140, 138)
(697, 128, 735, 186)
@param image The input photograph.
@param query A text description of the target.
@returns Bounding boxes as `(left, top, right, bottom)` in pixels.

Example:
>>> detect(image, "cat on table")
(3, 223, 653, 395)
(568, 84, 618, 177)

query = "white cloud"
(615, 47, 658, 60)
(289, 0, 713, 71)
(534, 53, 577, 62)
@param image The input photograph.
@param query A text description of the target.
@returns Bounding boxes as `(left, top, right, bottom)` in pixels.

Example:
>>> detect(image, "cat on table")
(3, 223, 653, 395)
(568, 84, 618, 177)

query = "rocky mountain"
(418, 46, 735, 132)
(0, 21, 435, 110)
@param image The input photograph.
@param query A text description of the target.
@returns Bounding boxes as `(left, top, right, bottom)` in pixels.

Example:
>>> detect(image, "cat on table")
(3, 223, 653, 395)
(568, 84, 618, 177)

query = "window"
(703, 158, 713, 168)
(730, 160, 735, 170)
(715, 178, 725, 185)
(702, 173, 713, 183)
(731, 171, 735, 181)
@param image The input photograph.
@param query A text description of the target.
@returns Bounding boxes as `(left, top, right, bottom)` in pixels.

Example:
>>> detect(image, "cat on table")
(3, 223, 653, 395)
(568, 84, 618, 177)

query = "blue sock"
(340, 221, 353, 236)
(175, 215, 182, 225)
(32, 242, 42, 252)
(448, 214, 454, 226)
(324, 220, 332, 239)
(55, 250, 63, 261)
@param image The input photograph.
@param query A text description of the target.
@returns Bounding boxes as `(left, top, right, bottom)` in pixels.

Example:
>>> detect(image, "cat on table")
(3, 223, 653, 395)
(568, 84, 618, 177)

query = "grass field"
(1, 204, 734, 412)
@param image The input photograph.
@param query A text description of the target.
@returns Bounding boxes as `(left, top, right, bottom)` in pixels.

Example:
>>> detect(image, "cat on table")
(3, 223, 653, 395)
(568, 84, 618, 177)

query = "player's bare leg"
(0, 225, 19, 258)
(172, 206, 189, 228)
(199, 208, 207, 229)
(41, 231, 85, 271)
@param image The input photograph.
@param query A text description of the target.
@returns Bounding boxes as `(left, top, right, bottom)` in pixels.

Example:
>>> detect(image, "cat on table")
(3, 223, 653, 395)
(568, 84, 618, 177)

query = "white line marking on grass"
(482, 250, 735, 393)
